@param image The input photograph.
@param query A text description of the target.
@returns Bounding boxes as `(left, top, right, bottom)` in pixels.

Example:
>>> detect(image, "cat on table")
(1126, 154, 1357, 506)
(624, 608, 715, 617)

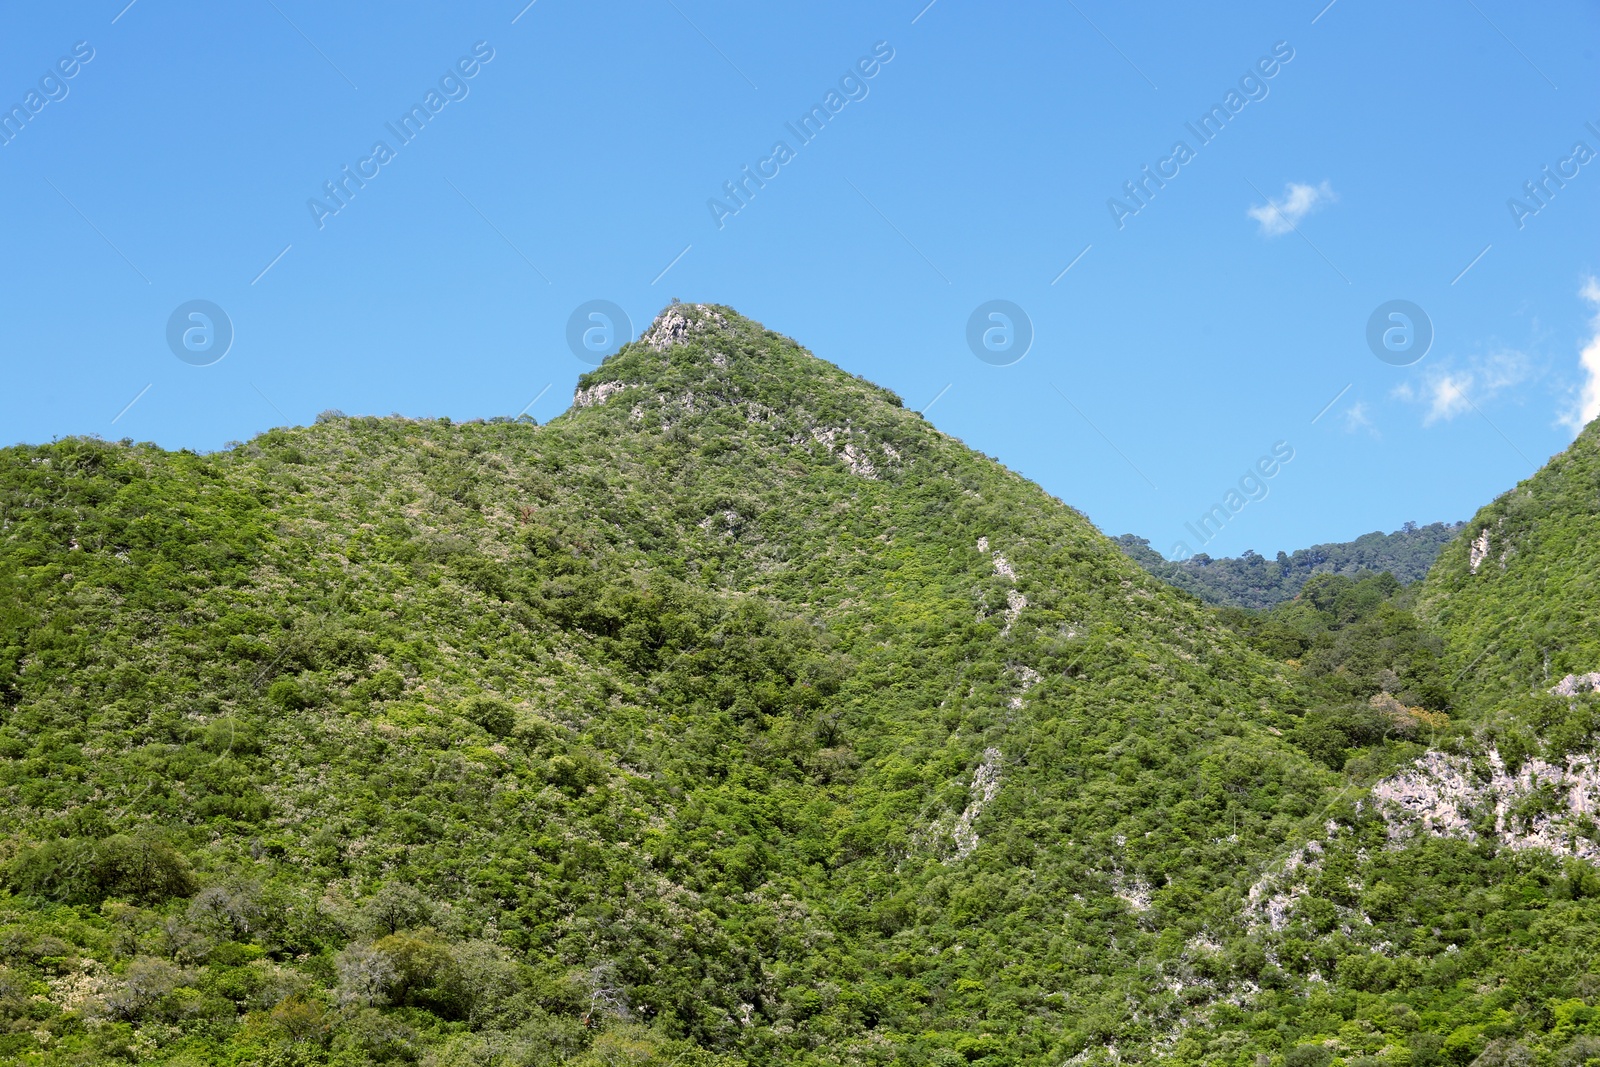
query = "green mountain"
(1420, 420, 1600, 714)
(0, 304, 1595, 1067)
(1115, 523, 1465, 612)
(1197, 424, 1600, 1067)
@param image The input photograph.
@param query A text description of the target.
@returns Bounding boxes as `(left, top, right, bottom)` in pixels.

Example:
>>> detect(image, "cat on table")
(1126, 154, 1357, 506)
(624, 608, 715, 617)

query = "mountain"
(1115, 523, 1466, 612)
(1420, 419, 1600, 713)
(1198, 424, 1600, 1067)
(0, 303, 1594, 1067)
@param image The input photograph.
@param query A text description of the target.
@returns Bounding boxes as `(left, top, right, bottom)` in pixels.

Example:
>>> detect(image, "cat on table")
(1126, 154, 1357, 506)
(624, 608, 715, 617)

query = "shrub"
(334, 944, 396, 1009)
(8, 832, 196, 905)
(360, 881, 433, 938)
(101, 956, 182, 1021)
(462, 696, 516, 738)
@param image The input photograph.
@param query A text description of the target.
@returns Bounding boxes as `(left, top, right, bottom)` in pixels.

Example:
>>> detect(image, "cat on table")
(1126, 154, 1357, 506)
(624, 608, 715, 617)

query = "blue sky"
(2, 1, 1597, 560)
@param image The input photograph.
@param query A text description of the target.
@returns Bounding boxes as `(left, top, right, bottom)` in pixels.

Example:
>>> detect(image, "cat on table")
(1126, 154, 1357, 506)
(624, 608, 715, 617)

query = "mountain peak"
(569, 303, 907, 425)
(639, 301, 733, 352)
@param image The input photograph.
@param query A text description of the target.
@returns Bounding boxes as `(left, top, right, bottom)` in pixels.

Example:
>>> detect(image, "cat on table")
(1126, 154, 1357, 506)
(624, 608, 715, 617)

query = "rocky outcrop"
(1003, 589, 1027, 634)
(1551, 672, 1600, 697)
(1370, 747, 1600, 862)
(1469, 527, 1491, 573)
(808, 426, 878, 478)
(573, 380, 628, 409)
(947, 747, 1004, 861)
(643, 303, 727, 352)
(977, 542, 1027, 634)
(1245, 838, 1327, 931)
(1008, 664, 1041, 710)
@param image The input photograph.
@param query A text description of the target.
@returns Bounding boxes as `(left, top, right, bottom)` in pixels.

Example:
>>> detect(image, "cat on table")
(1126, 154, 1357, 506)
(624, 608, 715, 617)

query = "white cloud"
(1393, 349, 1530, 426)
(1342, 401, 1378, 437)
(1248, 181, 1336, 237)
(1559, 276, 1600, 435)
(1423, 374, 1471, 424)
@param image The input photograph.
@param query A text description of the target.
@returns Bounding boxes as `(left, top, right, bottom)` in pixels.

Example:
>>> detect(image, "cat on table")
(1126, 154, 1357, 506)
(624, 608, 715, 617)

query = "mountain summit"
(572, 301, 909, 451)
(0, 306, 1595, 1065)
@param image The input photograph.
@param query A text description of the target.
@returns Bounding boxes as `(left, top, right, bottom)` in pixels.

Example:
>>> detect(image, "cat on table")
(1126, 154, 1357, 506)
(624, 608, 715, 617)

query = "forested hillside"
(1419, 420, 1600, 716)
(0, 305, 1595, 1066)
(1194, 427, 1600, 1067)
(1115, 523, 1464, 611)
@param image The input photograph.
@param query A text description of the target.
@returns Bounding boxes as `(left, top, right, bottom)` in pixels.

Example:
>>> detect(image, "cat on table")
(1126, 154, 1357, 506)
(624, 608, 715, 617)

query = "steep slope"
(1202, 426, 1600, 1067)
(0, 304, 1351, 1065)
(1115, 523, 1465, 611)
(1421, 419, 1600, 711)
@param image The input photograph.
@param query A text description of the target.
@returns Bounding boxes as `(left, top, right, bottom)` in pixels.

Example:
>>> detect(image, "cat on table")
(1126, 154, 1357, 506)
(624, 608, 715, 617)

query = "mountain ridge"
(1115, 523, 1467, 611)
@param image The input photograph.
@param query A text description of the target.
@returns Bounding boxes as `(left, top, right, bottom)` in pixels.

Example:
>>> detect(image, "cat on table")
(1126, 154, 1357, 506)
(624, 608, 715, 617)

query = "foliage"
(0, 304, 1592, 1065)
(1221, 572, 1454, 770)
(1420, 420, 1600, 714)
(1116, 522, 1464, 611)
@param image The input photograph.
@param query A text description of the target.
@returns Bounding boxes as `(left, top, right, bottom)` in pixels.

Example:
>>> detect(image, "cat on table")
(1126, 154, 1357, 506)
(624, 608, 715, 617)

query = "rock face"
(1468, 527, 1491, 573)
(946, 747, 1004, 862)
(1370, 747, 1600, 862)
(1551, 672, 1600, 697)
(808, 426, 878, 478)
(573, 380, 628, 409)
(978, 543, 1027, 634)
(643, 303, 727, 351)
(1246, 839, 1326, 931)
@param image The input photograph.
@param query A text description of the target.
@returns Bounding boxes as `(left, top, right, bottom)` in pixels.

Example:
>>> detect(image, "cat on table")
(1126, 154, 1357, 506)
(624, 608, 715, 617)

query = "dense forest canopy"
(1114, 523, 1466, 611)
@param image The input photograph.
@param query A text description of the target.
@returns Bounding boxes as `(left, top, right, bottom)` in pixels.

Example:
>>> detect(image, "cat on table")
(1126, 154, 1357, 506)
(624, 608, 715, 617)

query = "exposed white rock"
(947, 747, 1004, 861)
(1469, 527, 1491, 573)
(643, 304, 726, 351)
(698, 510, 742, 537)
(975, 545, 1027, 633)
(1371, 746, 1600, 862)
(810, 426, 877, 478)
(1008, 664, 1042, 710)
(1245, 840, 1325, 931)
(1115, 879, 1153, 913)
(645, 309, 693, 350)
(1552, 672, 1600, 697)
(1002, 589, 1028, 635)
(839, 443, 877, 479)
(573, 380, 628, 408)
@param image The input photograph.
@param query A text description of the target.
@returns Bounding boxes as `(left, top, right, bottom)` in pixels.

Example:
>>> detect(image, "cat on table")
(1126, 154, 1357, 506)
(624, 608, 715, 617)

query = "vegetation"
(1116, 523, 1464, 611)
(0, 304, 1593, 1065)
(1420, 420, 1600, 715)
(1219, 572, 1452, 771)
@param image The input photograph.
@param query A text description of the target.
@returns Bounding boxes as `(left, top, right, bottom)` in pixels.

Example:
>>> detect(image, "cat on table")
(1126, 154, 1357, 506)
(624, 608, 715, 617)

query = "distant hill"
(1115, 521, 1465, 610)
